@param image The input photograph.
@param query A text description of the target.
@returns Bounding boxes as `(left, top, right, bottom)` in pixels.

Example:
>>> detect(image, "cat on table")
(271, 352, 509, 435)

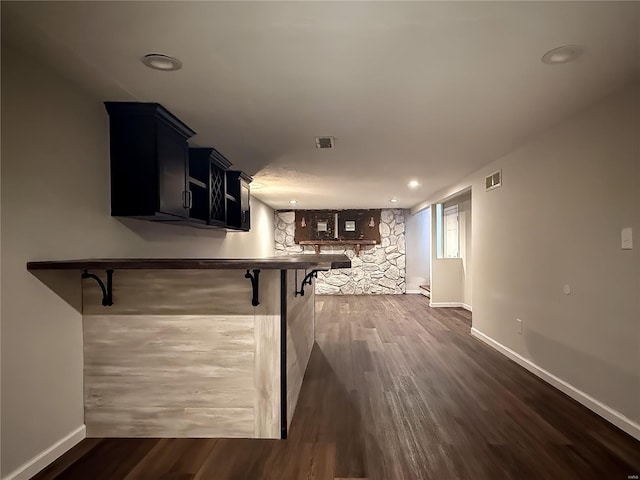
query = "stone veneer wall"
(274, 209, 406, 294)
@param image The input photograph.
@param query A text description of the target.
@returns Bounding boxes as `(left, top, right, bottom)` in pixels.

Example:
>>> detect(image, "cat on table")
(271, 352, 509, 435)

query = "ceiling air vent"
(485, 170, 502, 191)
(315, 136, 334, 149)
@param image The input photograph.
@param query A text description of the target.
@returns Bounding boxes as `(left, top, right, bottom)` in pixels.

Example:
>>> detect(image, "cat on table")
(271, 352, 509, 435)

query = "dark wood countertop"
(26, 254, 351, 271)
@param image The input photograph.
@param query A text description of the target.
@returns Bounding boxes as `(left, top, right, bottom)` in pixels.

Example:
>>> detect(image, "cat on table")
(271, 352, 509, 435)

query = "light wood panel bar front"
(27, 255, 350, 439)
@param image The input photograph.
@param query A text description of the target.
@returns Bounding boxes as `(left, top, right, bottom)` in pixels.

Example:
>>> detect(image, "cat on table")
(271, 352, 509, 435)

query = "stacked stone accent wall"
(274, 209, 406, 294)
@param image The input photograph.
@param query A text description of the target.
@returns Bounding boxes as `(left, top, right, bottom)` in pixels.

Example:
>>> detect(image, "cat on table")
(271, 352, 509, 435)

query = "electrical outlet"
(516, 318, 523, 335)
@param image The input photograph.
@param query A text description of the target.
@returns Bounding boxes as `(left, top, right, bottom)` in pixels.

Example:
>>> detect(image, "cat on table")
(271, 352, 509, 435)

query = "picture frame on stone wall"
(338, 210, 365, 240)
(312, 212, 334, 239)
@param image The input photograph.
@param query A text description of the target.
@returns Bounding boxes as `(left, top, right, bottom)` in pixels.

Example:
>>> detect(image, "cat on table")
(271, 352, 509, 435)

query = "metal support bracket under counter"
(81, 269, 114, 306)
(294, 269, 329, 297)
(244, 269, 261, 306)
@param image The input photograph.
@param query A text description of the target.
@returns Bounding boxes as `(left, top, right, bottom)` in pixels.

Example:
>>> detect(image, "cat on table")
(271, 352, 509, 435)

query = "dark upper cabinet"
(105, 102, 252, 231)
(105, 102, 195, 220)
(226, 171, 252, 231)
(239, 179, 251, 231)
(157, 122, 191, 218)
(188, 147, 232, 228)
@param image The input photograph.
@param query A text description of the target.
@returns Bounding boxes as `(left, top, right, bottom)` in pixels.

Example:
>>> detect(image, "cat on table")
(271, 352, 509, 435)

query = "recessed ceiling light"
(289, 200, 298, 205)
(142, 53, 182, 71)
(541, 45, 583, 65)
(389, 198, 398, 203)
(408, 180, 420, 189)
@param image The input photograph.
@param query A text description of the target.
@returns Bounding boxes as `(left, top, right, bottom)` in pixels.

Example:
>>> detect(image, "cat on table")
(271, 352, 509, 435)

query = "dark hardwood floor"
(33, 295, 640, 480)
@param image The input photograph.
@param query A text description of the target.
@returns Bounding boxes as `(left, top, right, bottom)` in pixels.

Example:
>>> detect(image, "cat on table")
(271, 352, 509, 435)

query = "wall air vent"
(315, 136, 335, 149)
(485, 170, 502, 191)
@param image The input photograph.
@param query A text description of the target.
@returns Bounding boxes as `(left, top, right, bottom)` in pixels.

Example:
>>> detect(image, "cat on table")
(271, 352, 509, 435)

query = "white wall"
(0, 45, 275, 478)
(459, 198, 472, 308)
(429, 192, 471, 307)
(423, 83, 640, 435)
(429, 204, 462, 304)
(405, 207, 430, 292)
(430, 257, 463, 304)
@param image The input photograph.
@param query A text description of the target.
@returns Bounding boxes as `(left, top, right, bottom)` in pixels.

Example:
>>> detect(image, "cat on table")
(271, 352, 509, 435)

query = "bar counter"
(26, 254, 351, 271)
(27, 254, 351, 439)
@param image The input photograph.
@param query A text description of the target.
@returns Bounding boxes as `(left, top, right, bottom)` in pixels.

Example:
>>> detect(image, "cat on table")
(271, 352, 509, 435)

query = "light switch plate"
(621, 227, 633, 250)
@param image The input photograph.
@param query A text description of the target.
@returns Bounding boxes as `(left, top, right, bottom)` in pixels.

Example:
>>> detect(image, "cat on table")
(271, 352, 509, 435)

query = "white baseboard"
(429, 301, 472, 311)
(429, 301, 460, 307)
(405, 289, 421, 294)
(470, 328, 640, 441)
(3, 425, 86, 480)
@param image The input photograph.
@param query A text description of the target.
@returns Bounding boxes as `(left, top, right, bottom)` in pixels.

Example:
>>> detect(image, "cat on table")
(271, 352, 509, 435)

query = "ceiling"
(2, 1, 639, 209)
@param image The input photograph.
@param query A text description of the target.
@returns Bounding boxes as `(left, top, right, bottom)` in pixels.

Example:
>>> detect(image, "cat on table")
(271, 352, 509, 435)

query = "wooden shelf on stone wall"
(299, 239, 377, 256)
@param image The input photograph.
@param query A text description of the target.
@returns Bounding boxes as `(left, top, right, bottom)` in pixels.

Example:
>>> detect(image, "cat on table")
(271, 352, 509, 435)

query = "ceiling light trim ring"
(541, 45, 583, 65)
(142, 53, 182, 71)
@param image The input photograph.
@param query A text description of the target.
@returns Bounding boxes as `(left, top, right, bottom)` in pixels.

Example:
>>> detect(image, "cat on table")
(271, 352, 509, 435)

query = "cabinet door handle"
(183, 190, 192, 209)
